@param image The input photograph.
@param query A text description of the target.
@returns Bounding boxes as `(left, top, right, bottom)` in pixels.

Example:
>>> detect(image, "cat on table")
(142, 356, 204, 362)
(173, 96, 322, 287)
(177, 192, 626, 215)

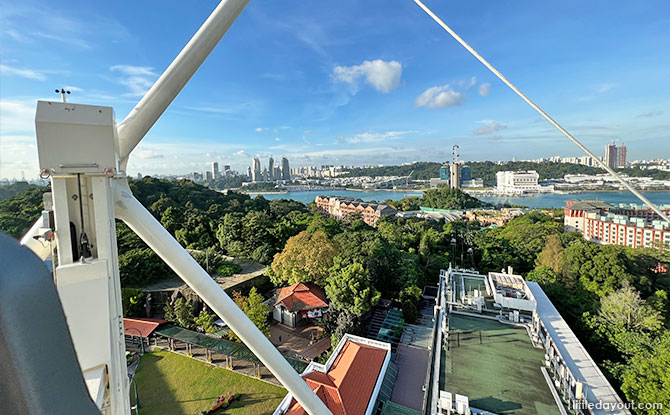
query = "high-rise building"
(281, 157, 290, 180)
(223, 165, 231, 176)
(605, 140, 618, 169)
(439, 163, 449, 180)
(252, 156, 262, 182)
(462, 165, 471, 182)
(245, 166, 251, 179)
(211, 162, 219, 179)
(203, 170, 213, 181)
(617, 143, 627, 168)
(605, 140, 627, 168)
(268, 156, 274, 181)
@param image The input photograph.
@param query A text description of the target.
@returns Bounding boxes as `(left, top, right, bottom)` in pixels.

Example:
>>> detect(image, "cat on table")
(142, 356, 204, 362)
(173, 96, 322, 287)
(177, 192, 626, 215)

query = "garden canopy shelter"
(154, 325, 308, 373)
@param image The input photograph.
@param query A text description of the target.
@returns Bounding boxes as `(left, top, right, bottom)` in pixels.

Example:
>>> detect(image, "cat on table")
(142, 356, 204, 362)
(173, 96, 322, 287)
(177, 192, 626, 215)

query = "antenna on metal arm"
(55, 88, 71, 103)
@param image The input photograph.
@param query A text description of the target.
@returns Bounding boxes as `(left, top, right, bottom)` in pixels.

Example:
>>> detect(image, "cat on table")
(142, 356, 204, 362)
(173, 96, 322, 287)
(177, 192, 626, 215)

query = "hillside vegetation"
(1, 178, 669, 413)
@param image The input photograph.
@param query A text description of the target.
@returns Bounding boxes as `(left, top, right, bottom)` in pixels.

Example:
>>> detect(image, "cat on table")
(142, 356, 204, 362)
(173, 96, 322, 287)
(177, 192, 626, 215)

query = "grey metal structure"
(0, 233, 100, 415)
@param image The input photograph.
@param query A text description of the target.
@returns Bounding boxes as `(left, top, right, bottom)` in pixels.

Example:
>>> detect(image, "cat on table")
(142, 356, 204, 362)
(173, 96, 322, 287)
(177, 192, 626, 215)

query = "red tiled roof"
(286, 340, 388, 415)
(275, 283, 328, 312)
(123, 318, 166, 338)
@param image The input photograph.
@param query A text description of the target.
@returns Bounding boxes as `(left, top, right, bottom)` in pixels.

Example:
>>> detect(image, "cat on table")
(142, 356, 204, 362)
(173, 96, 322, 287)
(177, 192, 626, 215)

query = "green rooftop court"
(440, 314, 560, 415)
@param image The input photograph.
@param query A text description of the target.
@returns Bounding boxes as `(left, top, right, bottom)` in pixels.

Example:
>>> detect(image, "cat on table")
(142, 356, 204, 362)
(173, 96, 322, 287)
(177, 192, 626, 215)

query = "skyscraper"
(223, 165, 231, 176)
(617, 143, 627, 168)
(605, 140, 627, 169)
(211, 162, 219, 179)
(461, 165, 471, 182)
(281, 157, 290, 180)
(439, 163, 449, 180)
(268, 156, 274, 181)
(252, 156, 262, 182)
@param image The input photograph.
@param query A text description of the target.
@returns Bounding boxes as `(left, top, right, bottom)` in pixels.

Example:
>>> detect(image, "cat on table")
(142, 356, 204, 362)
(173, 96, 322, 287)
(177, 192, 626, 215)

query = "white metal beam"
(112, 180, 332, 415)
(117, 0, 249, 170)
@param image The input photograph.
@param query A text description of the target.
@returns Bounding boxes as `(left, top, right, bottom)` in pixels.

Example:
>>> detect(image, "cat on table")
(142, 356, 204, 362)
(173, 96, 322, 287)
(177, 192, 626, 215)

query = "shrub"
(215, 262, 243, 277)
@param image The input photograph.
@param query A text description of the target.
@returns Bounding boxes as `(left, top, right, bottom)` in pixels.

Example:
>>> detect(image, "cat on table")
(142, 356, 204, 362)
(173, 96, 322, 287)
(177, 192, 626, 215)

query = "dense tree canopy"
(421, 186, 490, 210)
(3, 176, 670, 412)
(270, 230, 337, 286)
(325, 261, 380, 317)
(0, 184, 46, 238)
(228, 287, 270, 341)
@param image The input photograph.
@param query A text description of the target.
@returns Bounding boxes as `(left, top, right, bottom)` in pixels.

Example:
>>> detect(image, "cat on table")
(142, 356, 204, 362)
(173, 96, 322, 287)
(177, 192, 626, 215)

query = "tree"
(330, 310, 362, 347)
(325, 262, 380, 317)
(195, 310, 217, 333)
(526, 266, 559, 285)
(402, 300, 419, 323)
(118, 248, 174, 287)
(421, 186, 489, 209)
(270, 230, 337, 286)
(599, 284, 663, 333)
(536, 234, 564, 273)
(121, 288, 146, 317)
(228, 287, 270, 342)
(620, 332, 670, 415)
(164, 298, 196, 330)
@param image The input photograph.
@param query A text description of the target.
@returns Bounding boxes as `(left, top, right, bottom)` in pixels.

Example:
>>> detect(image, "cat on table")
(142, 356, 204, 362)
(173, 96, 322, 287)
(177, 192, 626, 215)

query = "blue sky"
(1, 0, 669, 179)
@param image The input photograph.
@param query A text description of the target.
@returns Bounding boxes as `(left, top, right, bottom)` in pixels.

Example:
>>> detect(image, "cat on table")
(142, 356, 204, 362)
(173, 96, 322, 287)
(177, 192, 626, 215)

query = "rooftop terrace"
(441, 314, 560, 415)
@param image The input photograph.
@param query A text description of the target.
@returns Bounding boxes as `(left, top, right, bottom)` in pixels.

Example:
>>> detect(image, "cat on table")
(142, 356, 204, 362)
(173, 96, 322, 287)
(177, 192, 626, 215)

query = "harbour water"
(247, 189, 669, 209)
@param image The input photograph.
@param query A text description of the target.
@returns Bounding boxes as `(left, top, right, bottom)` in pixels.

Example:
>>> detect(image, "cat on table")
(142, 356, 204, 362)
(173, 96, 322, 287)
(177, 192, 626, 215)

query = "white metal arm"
(117, 0, 249, 170)
(112, 180, 332, 415)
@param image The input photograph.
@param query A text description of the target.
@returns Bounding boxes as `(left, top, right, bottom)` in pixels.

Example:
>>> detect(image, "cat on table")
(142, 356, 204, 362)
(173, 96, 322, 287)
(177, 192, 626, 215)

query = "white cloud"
(636, 110, 662, 118)
(458, 76, 477, 89)
(255, 127, 268, 132)
(64, 85, 83, 92)
(0, 64, 48, 81)
(332, 59, 402, 93)
(110, 65, 157, 97)
(0, 134, 38, 179)
(0, 100, 36, 133)
(478, 83, 491, 96)
(415, 85, 465, 109)
(234, 150, 251, 158)
(274, 137, 281, 142)
(473, 121, 507, 136)
(337, 130, 413, 144)
(135, 149, 164, 159)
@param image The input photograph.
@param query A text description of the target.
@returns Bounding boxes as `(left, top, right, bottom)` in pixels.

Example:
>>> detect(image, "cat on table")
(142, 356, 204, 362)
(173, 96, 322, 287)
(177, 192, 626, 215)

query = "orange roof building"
(273, 283, 329, 328)
(273, 334, 391, 415)
(122, 317, 167, 338)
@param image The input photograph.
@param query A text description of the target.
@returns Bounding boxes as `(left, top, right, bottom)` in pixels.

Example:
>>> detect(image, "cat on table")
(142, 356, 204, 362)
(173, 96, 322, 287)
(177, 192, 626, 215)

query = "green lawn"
(133, 351, 287, 415)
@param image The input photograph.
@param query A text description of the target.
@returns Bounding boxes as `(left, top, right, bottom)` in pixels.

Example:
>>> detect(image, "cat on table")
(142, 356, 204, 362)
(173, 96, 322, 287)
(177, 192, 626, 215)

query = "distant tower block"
(604, 139, 627, 169)
(268, 156, 274, 181)
(252, 156, 262, 182)
(281, 157, 290, 180)
(211, 162, 219, 179)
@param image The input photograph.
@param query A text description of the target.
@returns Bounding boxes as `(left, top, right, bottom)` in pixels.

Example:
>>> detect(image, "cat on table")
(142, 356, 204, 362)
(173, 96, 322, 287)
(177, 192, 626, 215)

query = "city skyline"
(1, 0, 669, 180)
